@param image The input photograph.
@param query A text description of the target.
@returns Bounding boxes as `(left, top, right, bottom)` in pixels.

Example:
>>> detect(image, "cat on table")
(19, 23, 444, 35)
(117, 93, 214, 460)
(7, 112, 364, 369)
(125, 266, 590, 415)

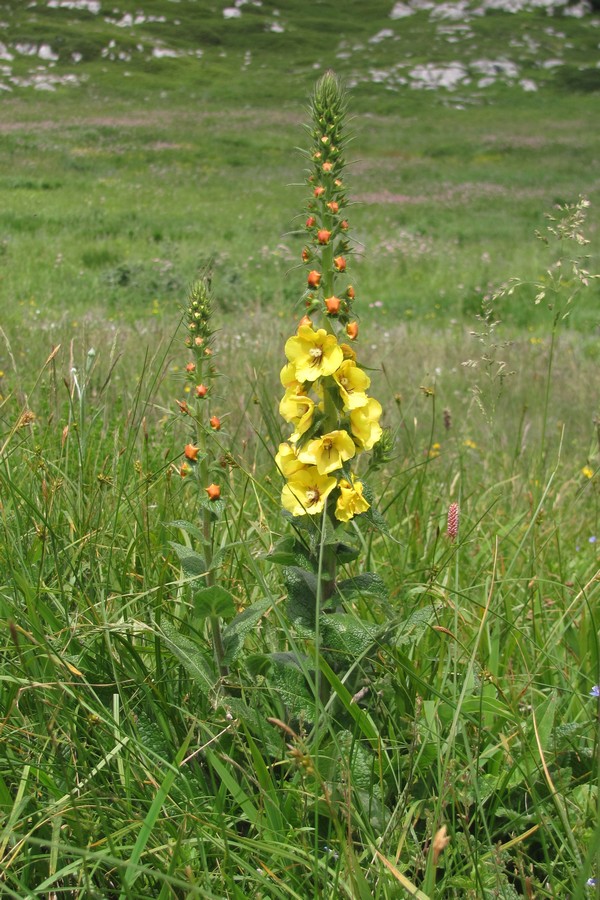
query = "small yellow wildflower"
(298, 430, 356, 475)
(335, 476, 370, 522)
(582, 465, 594, 479)
(284, 325, 343, 383)
(463, 439, 477, 450)
(428, 442, 441, 459)
(282, 467, 337, 516)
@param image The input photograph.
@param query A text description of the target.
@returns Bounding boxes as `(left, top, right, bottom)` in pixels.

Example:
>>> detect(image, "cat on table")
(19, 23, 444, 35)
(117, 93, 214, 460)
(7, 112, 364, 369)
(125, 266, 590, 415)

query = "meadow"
(1, 0, 600, 897)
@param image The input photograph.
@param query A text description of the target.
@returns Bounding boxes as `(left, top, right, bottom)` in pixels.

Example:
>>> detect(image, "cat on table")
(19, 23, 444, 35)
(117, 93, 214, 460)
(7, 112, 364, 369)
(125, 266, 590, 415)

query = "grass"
(1, 1, 600, 897)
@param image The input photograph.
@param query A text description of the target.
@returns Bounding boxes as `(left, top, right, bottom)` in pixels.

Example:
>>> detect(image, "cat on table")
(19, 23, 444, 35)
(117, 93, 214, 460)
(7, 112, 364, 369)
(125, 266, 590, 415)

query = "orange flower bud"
(313, 186, 325, 199)
(346, 284, 355, 300)
(194, 336, 204, 346)
(204, 348, 213, 356)
(185, 362, 196, 373)
(340, 220, 349, 230)
(205, 483, 221, 501)
(325, 296, 341, 314)
(346, 321, 359, 340)
(301, 247, 310, 262)
(184, 443, 200, 461)
(180, 463, 191, 477)
(334, 255, 346, 272)
(307, 270, 321, 288)
(299, 315, 312, 328)
(196, 384, 208, 398)
(176, 400, 190, 414)
(210, 415, 221, 431)
(327, 201, 339, 214)
(334, 179, 343, 188)
(317, 229, 331, 245)
(306, 216, 316, 228)
(322, 161, 333, 173)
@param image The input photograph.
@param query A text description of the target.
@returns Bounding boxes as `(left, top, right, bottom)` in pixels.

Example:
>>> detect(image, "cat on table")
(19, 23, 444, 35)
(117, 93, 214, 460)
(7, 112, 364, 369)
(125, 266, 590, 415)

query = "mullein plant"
(174, 278, 228, 676)
(275, 71, 384, 604)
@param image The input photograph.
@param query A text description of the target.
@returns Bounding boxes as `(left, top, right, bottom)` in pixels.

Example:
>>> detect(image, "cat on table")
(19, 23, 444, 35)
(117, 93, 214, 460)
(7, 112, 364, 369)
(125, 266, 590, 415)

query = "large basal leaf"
(284, 565, 318, 630)
(222, 597, 272, 664)
(320, 613, 380, 658)
(269, 652, 316, 723)
(159, 621, 217, 695)
(336, 572, 388, 603)
(193, 585, 237, 622)
(165, 519, 206, 543)
(168, 542, 207, 578)
(262, 536, 311, 567)
(393, 605, 439, 647)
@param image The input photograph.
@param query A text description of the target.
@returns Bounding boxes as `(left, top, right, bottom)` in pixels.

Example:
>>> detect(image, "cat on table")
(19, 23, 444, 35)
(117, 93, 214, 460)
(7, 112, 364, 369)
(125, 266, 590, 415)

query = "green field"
(1, 1, 600, 897)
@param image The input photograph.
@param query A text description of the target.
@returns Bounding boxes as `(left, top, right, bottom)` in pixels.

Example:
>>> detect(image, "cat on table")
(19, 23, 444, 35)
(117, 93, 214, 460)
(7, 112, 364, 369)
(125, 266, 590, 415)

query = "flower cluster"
(277, 73, 383, 522)
(177, 279, 222, 500)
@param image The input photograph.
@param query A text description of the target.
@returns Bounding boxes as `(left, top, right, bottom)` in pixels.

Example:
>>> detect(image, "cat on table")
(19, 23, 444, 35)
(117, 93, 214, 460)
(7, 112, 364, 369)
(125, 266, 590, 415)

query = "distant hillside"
(1, 0, 599, 108)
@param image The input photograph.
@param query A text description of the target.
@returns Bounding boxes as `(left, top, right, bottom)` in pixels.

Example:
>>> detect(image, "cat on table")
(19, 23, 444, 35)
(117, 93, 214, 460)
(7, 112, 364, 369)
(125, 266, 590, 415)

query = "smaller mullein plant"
(170, 278, 229, 677)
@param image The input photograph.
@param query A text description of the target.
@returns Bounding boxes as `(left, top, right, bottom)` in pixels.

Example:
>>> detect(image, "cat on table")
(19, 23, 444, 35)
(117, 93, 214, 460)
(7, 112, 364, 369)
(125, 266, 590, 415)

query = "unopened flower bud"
(210, 415, 221, 431)
(180, 463, 191, 477)
(176, 400, 190, 414)
(299, 315, 312, 327)
(325, 295, 341, 314)
(196, 384, 208, 398)
(322, 161, 333, 173)
(184, 443, 200, 461)
(301, 248, 310, 262)
(327, 201, 339, 214)
(185, 362, 196, 373)
(306, 216, 316, 228)
(317, 229, 331, 245)
(307, 270, 321, 288)
(346, 321, 359, 340)
(205, 483, 221, 501)
(334, 255, 346, 272)
(314, 186, 325, 199)
(346, 285, 355, 300)
(340, 220, 349, 230)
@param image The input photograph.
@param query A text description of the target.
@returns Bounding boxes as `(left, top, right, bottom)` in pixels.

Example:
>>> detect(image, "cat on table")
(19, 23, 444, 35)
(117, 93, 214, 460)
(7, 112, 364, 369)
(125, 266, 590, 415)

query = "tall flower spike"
(277, 72, 383, 526)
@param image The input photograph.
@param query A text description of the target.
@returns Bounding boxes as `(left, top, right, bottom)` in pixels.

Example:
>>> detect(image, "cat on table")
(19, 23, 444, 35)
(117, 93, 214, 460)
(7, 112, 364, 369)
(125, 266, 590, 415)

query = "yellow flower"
(298, 430, 356, 475)
(582, 465, 594, 479)
(333, 359, 370, 410)
(279, 390, 315, 441)
(335, 476, 370, 523)
(350, 398, 383, 450)
(279, 388, 312, 422)
(284, 325, 343, 383)
(275, 442, 305, 477)
(463, 439, 477, 450)
(282, 467, 337, 516)
(280, 361, 301, 389)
